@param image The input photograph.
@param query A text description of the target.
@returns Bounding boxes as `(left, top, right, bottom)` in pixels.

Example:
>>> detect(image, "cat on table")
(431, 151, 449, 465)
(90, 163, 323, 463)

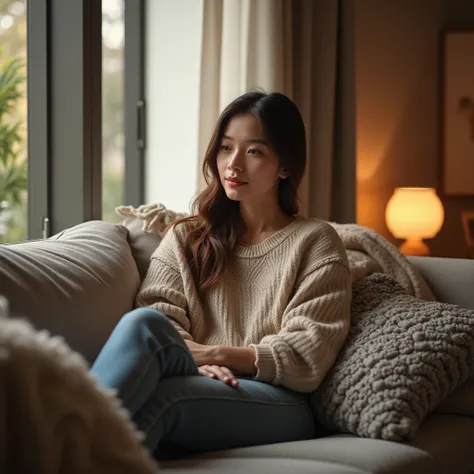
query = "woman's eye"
(219, 145, 231, 151)
(248, 148, 263, 155)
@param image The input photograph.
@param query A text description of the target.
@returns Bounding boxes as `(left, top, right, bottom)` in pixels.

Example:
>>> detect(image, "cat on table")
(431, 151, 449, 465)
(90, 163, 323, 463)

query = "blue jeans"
(90, 308, 315, 457)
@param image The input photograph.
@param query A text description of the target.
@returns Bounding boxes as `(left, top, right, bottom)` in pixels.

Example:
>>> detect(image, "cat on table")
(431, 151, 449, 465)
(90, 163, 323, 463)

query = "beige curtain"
(197, 0, 356, 223)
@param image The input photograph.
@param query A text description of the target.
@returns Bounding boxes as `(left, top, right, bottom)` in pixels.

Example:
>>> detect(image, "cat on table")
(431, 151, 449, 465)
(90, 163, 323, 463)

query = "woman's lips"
(226, 178, 247, 188)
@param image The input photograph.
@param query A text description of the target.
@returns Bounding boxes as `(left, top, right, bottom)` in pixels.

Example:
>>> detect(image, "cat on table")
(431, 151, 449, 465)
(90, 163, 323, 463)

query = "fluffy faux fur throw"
(0, 297, 159, 474)
(116, 202, 434, 301)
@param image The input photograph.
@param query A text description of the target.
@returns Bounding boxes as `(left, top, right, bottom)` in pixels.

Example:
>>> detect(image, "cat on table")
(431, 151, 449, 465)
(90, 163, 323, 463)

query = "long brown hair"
(172, 91, 307, 290)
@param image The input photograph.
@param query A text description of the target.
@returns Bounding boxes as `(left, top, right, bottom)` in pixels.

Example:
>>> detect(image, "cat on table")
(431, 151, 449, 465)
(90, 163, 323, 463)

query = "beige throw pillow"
(122, 217, 163, 281)
(0, 221, 140, 363)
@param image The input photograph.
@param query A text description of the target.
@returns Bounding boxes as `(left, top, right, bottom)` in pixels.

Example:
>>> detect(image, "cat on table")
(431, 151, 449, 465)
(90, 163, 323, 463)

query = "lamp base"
(399, 238, 430, 256)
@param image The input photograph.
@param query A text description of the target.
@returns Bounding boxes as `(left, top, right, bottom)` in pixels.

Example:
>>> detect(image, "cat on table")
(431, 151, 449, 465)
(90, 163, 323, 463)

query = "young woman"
(91, 91, 352, 458)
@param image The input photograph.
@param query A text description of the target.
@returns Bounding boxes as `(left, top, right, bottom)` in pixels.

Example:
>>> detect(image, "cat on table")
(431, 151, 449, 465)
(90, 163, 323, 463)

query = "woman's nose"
(227, 150, 244, 171)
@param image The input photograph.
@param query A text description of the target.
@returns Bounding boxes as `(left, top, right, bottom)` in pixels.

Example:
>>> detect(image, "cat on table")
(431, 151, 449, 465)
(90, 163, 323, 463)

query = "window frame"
(27, 0, 145, 239)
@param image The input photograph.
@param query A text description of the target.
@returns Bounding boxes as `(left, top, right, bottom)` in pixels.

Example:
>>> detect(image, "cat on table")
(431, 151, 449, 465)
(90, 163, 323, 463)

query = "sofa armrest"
(408, 256, 474, 310)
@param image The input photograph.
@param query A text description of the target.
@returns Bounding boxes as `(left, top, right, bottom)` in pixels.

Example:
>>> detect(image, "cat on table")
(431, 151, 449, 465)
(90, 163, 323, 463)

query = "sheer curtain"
(196, 0, 356, 223)
(197, 0, 289, 190)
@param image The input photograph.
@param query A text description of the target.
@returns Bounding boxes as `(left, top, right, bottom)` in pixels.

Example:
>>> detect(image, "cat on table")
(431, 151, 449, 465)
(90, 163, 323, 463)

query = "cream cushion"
(0, 221, 140, 362)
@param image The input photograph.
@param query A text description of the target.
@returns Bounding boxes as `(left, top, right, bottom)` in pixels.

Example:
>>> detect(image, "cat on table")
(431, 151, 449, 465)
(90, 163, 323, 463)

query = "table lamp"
(385, 187, 444, 256)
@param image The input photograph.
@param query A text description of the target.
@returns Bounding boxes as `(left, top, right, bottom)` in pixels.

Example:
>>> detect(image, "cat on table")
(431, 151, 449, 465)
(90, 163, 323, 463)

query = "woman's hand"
(186, 341, 257, 376)
(198, 365, 240, 387)
(185, 340, 221, 366)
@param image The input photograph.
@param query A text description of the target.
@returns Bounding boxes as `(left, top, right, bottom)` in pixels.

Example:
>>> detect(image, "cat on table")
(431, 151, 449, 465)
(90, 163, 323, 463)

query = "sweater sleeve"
(249, 258, 351, 393)
(135, 228, 194, 341)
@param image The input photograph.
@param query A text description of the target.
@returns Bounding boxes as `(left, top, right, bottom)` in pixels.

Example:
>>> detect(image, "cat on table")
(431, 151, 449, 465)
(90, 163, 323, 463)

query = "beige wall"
(356, 0, 474, 258)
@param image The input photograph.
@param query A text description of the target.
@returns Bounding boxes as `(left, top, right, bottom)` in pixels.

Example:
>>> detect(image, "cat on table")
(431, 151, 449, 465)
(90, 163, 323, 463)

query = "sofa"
(1, 219, 473, 474)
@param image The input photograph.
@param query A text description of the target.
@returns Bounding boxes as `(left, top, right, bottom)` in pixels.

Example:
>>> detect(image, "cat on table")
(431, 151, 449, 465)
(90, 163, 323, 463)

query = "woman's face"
(216, 113, 287, 205)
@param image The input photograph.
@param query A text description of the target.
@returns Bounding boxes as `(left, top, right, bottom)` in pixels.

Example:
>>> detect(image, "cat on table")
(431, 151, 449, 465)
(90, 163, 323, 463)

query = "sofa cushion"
(433, 377, 474, 417)
(0, 220, 140, 362)
(408, 414, 474, 473)
(408, 256, 474, 310)
(162, 436, 435, 474)
(161, 414, 474, 474)
(121, 217, 162, 280)
(311, 273, 474, 442)
(161, 457, 369, 474)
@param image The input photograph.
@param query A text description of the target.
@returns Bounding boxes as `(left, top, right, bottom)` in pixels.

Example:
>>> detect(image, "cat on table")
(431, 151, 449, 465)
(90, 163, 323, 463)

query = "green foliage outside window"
(0, 46, 27, 243)
(0, 0, 125, 242)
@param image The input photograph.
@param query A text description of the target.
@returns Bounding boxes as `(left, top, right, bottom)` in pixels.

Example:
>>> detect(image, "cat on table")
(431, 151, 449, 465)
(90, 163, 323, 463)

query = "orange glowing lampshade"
(385, 187, 444, 256)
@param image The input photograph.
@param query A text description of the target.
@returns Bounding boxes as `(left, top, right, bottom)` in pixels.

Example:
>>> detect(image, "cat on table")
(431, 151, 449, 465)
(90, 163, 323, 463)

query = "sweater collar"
(234, 216, 306, 258)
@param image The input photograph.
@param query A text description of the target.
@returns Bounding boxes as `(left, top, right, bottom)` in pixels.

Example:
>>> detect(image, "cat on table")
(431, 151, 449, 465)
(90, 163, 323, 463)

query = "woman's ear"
(279, 168, 289, 179)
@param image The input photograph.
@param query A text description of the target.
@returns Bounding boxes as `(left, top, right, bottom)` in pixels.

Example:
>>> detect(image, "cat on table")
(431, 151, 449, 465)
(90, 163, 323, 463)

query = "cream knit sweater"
(136, 216, 352, 393)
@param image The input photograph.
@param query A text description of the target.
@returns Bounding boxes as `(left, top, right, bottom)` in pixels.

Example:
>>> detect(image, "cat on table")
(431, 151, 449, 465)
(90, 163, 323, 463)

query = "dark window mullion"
(26, 0, 49, 239)
(83, 0, 103, 221)
(124, 0, 146, 207)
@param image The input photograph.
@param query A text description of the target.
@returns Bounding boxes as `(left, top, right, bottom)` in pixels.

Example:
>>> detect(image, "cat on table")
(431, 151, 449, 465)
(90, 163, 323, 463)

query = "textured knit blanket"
(311, 272, 474, 441)
(116, 203, 188, 236)
(329, 223, 434, 300)
(0, 297, 159, 474)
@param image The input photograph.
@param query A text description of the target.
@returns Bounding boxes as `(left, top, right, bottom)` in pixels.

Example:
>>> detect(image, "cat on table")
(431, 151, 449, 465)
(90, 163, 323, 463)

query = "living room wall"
(355, 0, 474, 258)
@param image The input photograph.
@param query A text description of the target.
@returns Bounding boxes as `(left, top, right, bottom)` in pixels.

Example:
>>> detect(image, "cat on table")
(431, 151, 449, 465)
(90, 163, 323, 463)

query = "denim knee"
(116, 307, 178, 342)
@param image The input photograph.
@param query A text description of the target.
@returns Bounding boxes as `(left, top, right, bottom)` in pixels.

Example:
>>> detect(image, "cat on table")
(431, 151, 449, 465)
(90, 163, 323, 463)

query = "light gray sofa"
(1, 220, 473, 474)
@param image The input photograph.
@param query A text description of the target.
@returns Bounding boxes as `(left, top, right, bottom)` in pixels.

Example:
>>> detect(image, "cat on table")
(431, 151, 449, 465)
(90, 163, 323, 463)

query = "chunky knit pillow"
(311, 273, 474, 441)
(0, 299, 159, 474)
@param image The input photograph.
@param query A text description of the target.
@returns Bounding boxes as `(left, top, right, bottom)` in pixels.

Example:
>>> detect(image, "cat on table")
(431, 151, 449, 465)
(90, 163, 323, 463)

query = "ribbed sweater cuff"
(250, 344, 276, 383)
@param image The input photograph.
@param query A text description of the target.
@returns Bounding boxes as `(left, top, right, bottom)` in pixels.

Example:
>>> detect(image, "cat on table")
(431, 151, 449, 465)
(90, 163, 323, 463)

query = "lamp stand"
(399, 238, 430, 256)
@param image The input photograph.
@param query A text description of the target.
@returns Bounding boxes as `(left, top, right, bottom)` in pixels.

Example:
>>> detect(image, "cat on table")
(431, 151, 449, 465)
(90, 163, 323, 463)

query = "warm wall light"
(385, 187, 445, 256)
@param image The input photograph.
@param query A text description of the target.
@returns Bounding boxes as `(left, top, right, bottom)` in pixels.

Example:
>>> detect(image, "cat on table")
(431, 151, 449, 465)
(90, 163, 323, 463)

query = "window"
(24, 0, 144, 240)
(102, 0, 125, 223)
(145, 0, 203, 213)
(0, 0, 27, 243)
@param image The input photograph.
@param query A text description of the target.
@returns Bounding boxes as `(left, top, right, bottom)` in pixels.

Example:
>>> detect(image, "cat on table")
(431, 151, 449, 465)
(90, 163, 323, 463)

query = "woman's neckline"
(234, 216, 305, 258)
